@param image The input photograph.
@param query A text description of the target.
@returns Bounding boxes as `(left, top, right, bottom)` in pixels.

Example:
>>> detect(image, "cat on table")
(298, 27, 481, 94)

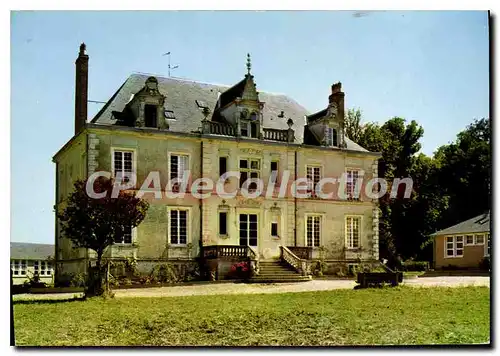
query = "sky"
(11, 11, 489, 244)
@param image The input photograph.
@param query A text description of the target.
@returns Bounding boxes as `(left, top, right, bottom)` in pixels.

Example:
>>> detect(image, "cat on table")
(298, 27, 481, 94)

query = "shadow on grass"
(13, 296, 87, 305)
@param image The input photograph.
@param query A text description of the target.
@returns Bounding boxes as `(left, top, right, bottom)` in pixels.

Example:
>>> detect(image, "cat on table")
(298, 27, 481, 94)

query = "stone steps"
(248, 260, 311, 283)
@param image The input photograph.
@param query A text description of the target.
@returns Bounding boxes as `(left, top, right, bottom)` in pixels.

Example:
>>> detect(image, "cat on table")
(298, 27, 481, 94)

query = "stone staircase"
(247, 260, 311, 283)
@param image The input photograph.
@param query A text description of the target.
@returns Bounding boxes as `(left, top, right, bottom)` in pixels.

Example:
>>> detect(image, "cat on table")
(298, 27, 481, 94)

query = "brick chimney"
(74, 43, 89, 134)
(328, 82, 345, 119)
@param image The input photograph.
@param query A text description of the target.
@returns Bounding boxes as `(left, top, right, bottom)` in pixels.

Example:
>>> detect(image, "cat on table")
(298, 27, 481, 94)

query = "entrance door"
(239, 214, 258, 249)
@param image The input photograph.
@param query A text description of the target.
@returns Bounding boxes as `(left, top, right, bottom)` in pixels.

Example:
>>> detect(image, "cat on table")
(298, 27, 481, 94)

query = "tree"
(57, 177, 149, 295)
(344, 108, 363, 142)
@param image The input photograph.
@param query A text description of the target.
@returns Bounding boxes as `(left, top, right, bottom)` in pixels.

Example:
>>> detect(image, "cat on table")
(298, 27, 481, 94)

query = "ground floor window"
(306, 215, 321, 247)
(475, 234, 485, 245)
(11, 260, 27, 276)
(40, 261, 52, 276)
(115, 226, 132, 244)
(170, 209, 188, 245)
(346, 216, 361, 249)
(239, 214, 257, 247)
(445, 236, 464, 257)
(485, 234, 490, 257)
(219, 212, 228, 236)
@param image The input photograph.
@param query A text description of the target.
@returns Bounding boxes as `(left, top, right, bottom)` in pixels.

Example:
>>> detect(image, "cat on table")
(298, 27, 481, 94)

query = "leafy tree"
(57, 177, 149, 295)
(344, 108, 363, 142)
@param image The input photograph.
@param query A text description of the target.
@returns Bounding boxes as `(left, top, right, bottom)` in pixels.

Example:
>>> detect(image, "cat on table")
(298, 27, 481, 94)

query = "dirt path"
(13, 276, 489, 301)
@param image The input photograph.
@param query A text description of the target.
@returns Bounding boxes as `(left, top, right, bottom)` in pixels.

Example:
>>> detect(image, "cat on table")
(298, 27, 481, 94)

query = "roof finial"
(79, 42, 86, 55)
(246, 53, 251, 75)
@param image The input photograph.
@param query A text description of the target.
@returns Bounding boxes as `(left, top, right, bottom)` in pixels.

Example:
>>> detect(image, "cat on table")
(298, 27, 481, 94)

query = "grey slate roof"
(10, 242, 54, 260)
(91, 74, 369, 152)
(430, 212, 491, 236)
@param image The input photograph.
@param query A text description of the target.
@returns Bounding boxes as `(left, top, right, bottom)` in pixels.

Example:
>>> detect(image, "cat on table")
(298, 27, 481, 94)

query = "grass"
(13, 286, 490, 346)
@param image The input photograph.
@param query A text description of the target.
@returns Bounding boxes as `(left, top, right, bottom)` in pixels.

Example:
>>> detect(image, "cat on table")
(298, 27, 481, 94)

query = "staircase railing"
(280, 245, 311, 276)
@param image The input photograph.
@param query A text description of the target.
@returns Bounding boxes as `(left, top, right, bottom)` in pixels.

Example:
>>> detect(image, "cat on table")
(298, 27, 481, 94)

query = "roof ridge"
(130, 72, 290, 97)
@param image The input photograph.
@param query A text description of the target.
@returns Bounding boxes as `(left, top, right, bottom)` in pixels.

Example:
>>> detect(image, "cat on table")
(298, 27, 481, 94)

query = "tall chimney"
(74, 43, 89, 134)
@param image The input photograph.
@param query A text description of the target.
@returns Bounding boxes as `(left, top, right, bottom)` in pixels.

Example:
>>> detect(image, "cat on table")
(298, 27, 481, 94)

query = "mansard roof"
(91, 73, 369, 152)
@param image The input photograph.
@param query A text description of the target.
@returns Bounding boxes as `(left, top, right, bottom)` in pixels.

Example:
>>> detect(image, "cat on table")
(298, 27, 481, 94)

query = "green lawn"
(13, 286, 490, 346)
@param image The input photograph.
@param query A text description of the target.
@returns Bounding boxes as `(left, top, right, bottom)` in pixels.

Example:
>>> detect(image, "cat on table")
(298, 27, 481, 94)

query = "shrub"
(313, 261, 328, 276)
(479, 257, 490, 271)
(23, 273, 47, 289)
(70, 272, 87, 287)
(230, 262, 250, 279)
(151, 263, 179, 283)
(402, 261, 429, 272)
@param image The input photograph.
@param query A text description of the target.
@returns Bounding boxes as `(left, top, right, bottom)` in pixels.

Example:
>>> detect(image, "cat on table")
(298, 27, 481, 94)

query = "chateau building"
(53, 44, 381, 282)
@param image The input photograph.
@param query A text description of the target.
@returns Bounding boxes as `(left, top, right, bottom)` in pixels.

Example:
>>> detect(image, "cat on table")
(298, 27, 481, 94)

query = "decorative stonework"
(87, 133, 99, 175)
(240, 148, 262, 155)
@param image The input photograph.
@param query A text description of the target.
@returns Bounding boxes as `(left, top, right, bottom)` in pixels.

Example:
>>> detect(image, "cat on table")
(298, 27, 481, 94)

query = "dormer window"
(240, 120, 259, 138)
(144, 104, 158, 128)
(325, 127, 337, 147)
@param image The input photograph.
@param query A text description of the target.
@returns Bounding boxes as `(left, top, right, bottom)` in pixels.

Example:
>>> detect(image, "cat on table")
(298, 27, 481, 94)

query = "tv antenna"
(162, 51, 179, 77)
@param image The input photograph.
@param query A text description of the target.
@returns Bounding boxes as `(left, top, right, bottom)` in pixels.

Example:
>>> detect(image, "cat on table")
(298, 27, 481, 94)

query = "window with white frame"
(306, 215, 321, 247)
(115, 225, 133, 244)
(40, 261, 52, 276)
(465, 235, 474, 245)
(445, 236, 464, 257)
(34, 260, 39, 275)
(485, 234, 490, 257)
(113, 150, 134, 183)
(346, 169, 360, 200)
(325, 127, 338, 147)
(11, 260, 27, 276)
(170, 209, 188, 245)
(306, 166, 322, 196)
(346, 216, 361, 249)
(475, 234, 485, 245)
(170, 154, 189, 181)
(239, 158, 260, 192)
(239, 214, 258, 247)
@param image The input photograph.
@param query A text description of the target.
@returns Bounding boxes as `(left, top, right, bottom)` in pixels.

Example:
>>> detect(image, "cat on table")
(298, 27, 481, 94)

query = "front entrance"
(239, 214, 258, 249)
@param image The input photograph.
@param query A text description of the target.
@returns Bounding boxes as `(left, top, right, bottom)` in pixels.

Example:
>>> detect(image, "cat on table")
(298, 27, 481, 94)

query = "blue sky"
(11, 11, 489, 244)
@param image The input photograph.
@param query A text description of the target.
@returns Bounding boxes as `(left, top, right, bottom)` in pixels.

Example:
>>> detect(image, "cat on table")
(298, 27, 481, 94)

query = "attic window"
(145, 104, 157, 128)
(196, 100, 208, 109)
(325, 127, 337, 147)
(165, 110, 176, 120)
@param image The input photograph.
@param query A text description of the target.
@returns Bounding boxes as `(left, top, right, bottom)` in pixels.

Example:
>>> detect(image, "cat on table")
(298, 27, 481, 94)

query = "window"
(170, 209, 188, 245)
(40, 261, 51, 276)
(34, 260, 39, 275)
(250, 122, 258, 138)
(240, 158, 260, 192)
(170, 154, 189, 188)
(144, 104, 158, 128)
(196, 100, 208, 109)
(240, 120, 258, 138)
(306, 215, 321, 247)
(219, 212, 228, 236)
(164, 110, 176, 120)
(271, 222, 279, 237)
(115, 225, 132, 244)
(485, 234, 490, 257)
(270, 161, 279, 184)
(346, 216, 361, 249)
(306, 166, 322, 196)
(475, 234, 485, 245)
(241, 122, 249, 137)
(11, 260, 27, 276)
(466, 235, 474, 245)
(219, 157, 227, 177)
(445, 236, 464, 258)
(325, 127, 337, 147)
(239, 214, 258, 247)
(346, 169, 360, 200)
(113, 150, 134, 183)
